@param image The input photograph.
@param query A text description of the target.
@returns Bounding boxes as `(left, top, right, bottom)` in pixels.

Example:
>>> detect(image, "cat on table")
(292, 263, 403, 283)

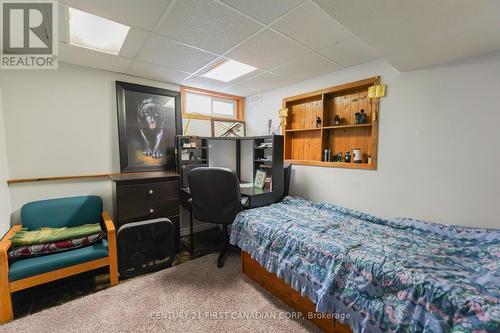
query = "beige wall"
(0, 88, 12, 236)
(0, 63, 217, 233)
(245, 53, 500, 228)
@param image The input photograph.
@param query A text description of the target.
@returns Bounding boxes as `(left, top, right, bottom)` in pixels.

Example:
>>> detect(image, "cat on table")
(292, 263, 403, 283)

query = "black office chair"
(188, 167, 242, 268)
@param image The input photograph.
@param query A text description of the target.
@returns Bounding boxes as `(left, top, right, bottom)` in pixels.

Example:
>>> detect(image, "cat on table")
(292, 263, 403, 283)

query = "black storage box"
(117, 218, 176, 278)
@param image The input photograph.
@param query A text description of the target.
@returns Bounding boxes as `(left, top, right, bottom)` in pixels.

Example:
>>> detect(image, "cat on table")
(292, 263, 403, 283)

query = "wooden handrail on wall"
(6, 173, 117, 185)
(6, 172, 160, 185)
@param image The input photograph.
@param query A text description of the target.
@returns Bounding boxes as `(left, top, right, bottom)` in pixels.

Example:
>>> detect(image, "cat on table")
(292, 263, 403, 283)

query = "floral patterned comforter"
(230, 197, 500, 333)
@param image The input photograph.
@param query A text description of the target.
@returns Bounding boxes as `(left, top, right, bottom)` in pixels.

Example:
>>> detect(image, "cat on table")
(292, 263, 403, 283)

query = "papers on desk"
(239, 183, 253, 188)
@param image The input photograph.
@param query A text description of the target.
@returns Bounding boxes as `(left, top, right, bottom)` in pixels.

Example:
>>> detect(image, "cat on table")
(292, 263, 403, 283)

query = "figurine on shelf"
(316, 116, 322, 128)
(333, 115, 341, 126)
(355, 109, 367, 124)
(345, 151, 351, 163)
(359, 109, 367, 123)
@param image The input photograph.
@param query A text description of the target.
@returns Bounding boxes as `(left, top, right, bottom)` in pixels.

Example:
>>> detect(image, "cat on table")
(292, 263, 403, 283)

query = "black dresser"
(110, 171, 180, 251)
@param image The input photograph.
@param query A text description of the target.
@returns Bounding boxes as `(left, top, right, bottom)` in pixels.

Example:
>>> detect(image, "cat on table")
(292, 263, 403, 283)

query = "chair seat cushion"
(9, 240, 109, 282)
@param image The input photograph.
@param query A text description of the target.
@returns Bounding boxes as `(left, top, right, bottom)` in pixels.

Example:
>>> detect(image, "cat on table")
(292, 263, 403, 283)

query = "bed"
(230, 196, 500, 333)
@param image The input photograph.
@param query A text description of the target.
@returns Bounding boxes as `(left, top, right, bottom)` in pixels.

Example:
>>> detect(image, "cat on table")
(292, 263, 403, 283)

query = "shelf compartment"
(323, 89, 374, 127)
(285, 128, 321, 133)
(286, 95, 323, 130)
(285, 160, 375, 170)
(285, 129, 322, 161)
(322, 123, 372, 130)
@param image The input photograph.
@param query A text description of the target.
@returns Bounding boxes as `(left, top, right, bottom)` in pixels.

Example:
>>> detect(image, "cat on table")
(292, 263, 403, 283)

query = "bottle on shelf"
(323, 149, 331, 162)
(338, 152, 343, 162)
(353, 148, 362, 163)
(333, 115, 341, 126)
(316, 116, 322, 128)
(345, 151, 351, 163)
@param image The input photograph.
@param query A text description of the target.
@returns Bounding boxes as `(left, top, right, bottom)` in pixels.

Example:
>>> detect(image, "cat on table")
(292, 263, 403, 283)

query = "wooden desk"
(177, 135, 284, 254)
(179, 184, 277, 254)
(177, 135, 284, 202)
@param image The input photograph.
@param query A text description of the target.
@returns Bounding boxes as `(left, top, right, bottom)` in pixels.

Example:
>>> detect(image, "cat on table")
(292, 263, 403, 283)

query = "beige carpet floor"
(1, 253, 320, 333)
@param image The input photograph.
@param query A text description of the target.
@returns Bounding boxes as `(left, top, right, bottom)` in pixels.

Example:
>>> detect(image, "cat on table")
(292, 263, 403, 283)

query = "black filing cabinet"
(110, 171, 180, 252)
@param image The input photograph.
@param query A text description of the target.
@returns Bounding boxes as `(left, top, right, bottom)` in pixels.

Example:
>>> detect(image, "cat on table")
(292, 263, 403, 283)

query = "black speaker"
(117, 218, 176, 278)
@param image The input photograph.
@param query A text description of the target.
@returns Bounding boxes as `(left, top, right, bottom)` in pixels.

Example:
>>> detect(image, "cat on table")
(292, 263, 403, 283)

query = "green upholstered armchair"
(0, 196, 118, 323)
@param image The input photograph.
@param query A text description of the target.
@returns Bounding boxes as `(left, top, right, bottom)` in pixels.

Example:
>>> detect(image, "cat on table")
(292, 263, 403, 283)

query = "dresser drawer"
(117, 198, 179, 225)
(117, 180, 179, 203)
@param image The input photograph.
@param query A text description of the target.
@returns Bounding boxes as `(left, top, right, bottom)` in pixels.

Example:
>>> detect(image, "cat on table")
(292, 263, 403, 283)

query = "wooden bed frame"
(241, 251, 352, 333)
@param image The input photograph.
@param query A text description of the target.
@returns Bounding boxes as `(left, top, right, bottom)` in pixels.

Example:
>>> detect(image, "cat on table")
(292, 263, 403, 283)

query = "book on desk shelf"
(264, 177, 272, 191)
(254, 169, 267, 189)
(256, 142, 272, 149)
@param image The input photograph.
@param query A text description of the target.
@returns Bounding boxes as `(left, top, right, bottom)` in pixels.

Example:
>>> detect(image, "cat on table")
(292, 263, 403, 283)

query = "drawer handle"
(149, 208, 155, 213)
(148, 189, 154, 195)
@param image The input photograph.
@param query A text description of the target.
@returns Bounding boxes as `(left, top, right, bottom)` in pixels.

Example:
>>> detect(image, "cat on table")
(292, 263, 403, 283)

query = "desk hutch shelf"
(283, 77, 380, 170)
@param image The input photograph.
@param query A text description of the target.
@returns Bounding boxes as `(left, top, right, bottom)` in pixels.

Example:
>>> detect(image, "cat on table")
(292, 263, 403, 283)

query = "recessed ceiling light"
(202, 59, 257, 82)
(69, 8, 130, 55)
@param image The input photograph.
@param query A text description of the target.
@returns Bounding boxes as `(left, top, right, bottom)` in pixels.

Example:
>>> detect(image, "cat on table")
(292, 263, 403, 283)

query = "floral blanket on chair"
(230, 196, 500, 333)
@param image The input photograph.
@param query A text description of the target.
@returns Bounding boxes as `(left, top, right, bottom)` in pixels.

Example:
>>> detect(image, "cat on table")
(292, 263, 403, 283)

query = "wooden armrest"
(101, 211, 119, 285)
(0, 225, 22, 255)
(102, 211, 115, 234)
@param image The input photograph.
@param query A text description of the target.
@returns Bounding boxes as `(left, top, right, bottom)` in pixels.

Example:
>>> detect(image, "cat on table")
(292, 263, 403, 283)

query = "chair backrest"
(283, 164, 292, 197)
(188, 167, 241, 225)
(21, 196, 103, 230)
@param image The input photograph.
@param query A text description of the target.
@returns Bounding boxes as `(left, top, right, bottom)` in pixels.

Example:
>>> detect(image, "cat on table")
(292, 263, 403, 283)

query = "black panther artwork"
(116, 81, 179, 172)
(137, 98, 167, 159)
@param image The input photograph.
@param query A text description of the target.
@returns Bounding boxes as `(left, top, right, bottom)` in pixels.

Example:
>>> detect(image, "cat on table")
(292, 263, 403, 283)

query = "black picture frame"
(116, 81, 182, 172)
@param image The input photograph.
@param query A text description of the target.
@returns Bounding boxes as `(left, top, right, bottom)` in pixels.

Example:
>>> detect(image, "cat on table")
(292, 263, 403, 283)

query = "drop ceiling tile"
(226, 29, 310, 70)
(59, 42, 132, 72)
(222, 85, 259, 97)
(156, 0, 262, 54)
(237, 72, 298, 92)
(220, 0, 303, 24)
(182, 75, 231, 91)
(60, 0, 172, 31)
(272, 1, 352, 51)
(119, 28, 150, 58)
(228, 69, 265, 85)
(318, 37, 379, 67)
(128, 61, 191, 83)
(272, 53, 341, 81)
(137, 34, 218, 73)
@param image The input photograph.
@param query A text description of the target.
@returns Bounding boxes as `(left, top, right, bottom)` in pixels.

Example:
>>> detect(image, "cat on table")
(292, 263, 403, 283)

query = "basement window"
(182, 86, 243, 120)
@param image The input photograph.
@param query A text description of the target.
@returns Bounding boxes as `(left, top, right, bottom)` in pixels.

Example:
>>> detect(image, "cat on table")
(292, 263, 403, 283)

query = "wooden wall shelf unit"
(283, 77, 380, 170)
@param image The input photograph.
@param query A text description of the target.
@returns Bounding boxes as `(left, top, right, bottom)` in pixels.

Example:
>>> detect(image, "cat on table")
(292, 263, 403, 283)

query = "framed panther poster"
(116, 81, 181, 172)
